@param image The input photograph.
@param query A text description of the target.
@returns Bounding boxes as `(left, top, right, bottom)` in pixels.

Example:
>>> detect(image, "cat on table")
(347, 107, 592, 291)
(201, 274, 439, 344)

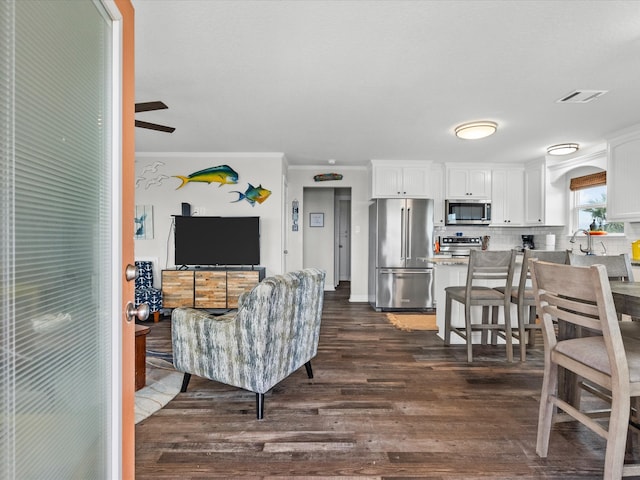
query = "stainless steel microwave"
(445, 199, 491, 225)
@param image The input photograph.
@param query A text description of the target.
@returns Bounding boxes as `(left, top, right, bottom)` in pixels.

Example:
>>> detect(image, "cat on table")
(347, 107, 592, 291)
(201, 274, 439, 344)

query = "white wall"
(134, 153, 285, 284)
(287, 166, 369, 302)
(303, 188, 335, 289)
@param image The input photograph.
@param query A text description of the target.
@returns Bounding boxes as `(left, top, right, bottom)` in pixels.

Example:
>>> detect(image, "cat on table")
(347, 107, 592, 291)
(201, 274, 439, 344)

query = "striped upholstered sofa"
(171, 268, 325, 419)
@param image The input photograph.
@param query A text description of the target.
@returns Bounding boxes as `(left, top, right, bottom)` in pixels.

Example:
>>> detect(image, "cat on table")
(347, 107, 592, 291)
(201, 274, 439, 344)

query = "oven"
(439, 236, 482, 257)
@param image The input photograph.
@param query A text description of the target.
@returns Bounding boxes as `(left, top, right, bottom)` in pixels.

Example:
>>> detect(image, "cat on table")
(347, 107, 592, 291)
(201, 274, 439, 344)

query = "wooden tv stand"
(161, 266, 266, 309)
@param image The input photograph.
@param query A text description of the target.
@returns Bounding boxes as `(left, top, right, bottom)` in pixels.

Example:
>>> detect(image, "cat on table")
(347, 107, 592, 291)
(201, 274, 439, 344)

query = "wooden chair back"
(465, 250, 514, 301)
(517, 250, 568, 301)
(567, 253, 634, 282)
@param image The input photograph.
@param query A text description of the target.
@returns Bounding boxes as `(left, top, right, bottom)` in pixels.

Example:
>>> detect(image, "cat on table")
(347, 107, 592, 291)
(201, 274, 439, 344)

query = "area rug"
(134, 356, 183, 424)
(385, 313, 438, 332)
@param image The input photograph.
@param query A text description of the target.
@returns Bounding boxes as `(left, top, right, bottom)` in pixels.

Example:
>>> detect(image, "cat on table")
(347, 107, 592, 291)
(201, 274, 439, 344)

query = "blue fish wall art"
(230, 183, 272, 206)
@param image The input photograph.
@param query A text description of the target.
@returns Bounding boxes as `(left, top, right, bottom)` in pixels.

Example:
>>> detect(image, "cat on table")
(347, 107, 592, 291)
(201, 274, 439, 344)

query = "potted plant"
(585, 206, 606, 233)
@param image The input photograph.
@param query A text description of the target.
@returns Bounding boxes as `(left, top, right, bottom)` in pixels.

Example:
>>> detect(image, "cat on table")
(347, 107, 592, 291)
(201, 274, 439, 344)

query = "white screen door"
(1, 1, 119, 477)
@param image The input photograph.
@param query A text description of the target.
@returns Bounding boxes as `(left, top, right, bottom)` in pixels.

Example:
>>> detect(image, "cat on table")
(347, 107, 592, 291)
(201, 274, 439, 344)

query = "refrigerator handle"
(406, 207, 412, 260)
(400, 207, 405, 260)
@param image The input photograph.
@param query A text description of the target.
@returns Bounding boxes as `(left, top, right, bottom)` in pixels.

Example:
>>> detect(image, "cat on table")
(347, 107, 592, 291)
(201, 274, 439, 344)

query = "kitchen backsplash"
(434, 223, 640, 257)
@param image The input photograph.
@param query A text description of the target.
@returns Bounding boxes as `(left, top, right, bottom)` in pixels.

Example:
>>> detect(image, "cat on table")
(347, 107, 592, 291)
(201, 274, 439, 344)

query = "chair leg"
(256, 392, 265, 420)
(481, 306, 489, 345)
(465, 303, 473, 363)
(180, 373, 191, 393)
(603, 392, 630, 479)
(527, 306, 537, 347)
(444, 293, 452, 346)
(518, 303, 527, 362)
(536, 358, 558, 458)
(305, 361, 313, 379)
(502, 305, 513, 363)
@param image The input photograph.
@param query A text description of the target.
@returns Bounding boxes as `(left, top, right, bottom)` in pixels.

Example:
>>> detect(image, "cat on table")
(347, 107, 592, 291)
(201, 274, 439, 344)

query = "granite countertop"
(428, 255, 468, 265)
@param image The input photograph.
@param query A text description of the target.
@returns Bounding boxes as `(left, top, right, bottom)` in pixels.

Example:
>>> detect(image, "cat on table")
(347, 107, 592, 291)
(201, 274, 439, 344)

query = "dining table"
(611, 281, 640, 319)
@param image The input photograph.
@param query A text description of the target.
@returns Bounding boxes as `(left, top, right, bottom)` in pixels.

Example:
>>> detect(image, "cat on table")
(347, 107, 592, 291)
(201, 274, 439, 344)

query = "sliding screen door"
(1, 1, 119, 477)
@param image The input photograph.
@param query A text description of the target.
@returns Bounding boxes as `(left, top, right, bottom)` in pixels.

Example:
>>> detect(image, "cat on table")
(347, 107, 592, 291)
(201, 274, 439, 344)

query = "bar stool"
(443, 250, 516, 362)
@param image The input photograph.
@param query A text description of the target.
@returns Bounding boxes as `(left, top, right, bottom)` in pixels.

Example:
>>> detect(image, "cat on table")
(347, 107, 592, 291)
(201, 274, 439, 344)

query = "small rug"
(386, 313, 438, 332)
(134, 356, 183, 424)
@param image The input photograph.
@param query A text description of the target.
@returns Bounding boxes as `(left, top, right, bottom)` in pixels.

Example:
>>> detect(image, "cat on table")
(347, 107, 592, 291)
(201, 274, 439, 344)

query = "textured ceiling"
(133, 0, 640, 166)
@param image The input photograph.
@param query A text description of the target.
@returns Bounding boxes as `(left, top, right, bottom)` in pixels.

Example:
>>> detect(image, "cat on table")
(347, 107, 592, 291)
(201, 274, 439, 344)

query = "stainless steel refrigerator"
(368, 199, 435, 311)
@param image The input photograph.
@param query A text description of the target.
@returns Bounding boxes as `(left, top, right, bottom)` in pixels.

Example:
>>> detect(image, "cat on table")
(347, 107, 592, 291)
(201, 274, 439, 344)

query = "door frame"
(105, 0, 135, 478)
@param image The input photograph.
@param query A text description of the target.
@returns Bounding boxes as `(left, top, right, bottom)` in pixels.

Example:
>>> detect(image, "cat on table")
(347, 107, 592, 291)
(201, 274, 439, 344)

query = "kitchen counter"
(428, 256, 468, 265)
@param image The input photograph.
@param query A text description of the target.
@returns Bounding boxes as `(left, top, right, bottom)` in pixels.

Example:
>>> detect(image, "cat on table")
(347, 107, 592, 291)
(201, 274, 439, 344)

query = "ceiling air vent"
(556, 90, 608, 104)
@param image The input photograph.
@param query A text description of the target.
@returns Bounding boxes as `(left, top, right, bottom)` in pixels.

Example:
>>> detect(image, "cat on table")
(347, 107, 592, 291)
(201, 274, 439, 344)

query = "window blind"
(1, 1, 114, 477)
(569, 171, 606, 191)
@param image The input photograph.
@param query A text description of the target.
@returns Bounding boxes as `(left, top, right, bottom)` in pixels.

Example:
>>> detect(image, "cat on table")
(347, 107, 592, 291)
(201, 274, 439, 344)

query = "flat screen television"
(174, 216, 260, 266)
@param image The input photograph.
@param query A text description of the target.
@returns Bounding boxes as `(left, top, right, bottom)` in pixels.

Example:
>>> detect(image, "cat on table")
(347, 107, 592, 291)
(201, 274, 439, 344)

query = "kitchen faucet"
(569, 229, 594, 255)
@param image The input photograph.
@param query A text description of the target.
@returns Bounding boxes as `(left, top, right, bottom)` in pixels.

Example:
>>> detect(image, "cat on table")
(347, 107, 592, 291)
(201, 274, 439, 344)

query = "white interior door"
(338, 199, 351, 281)
(1, 1, 120, 477)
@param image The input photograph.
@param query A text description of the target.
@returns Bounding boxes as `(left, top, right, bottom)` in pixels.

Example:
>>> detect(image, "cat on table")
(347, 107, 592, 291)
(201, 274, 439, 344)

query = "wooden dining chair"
(444, 250, 516, 362)
(569, 253, 635, 326)
(499, 249, 568, 361)
(567, 253, 635, 282)
(530, 259, 640, 479)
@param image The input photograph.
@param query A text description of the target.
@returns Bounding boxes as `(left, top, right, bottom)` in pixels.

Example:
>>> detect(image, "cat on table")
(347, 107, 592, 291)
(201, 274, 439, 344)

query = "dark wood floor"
(136, 283, 637, 479)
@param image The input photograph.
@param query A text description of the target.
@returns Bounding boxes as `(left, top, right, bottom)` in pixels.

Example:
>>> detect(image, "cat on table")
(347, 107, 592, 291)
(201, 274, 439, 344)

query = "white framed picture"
(134, 205, 154, 239)
(309, 212, 324, 227)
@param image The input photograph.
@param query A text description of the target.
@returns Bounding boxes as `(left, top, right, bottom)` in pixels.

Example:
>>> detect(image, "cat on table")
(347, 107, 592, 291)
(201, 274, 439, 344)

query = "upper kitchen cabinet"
(370, 160, 432, 198)
(430, 163, 445, 226)
(446, 166, 491, 198)
(524, 161, 545, 224)
(524, 158, 566, 226)
(491, 168, 524, 225)
(607, 126, 640, 221)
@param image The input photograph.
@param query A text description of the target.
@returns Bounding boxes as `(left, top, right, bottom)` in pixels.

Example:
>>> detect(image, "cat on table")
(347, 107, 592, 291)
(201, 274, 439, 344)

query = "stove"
(439, 236, 482, 257)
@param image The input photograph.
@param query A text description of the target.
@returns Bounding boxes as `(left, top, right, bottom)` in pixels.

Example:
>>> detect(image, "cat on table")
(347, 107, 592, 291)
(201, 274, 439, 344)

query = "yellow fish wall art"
(173, 164, 239, 189)
(230, 183, 272, 206)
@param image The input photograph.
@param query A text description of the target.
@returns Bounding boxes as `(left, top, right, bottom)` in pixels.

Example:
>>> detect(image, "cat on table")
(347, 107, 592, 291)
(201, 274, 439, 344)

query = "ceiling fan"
(135, 101, 175, 133)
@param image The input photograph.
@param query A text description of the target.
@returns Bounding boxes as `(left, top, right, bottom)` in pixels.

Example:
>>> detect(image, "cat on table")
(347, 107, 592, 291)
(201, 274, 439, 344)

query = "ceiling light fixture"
(454, 121, 498, 140)
(546, 143, 579, 156)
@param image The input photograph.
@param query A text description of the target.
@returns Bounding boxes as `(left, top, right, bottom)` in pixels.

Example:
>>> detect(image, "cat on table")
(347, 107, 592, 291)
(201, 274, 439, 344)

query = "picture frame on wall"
(134, 205, 154, 239)
(309, 212, 324, 227)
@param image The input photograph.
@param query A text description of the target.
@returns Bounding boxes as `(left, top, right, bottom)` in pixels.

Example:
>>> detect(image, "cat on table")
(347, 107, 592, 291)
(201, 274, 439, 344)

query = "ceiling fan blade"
(135, 101, 168, 113)
(135, 120, 175, 133)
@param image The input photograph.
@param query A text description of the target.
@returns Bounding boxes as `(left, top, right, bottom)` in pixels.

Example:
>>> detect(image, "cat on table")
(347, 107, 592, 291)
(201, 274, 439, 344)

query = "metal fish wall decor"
(173, 164, 239, 189)
(313, 172, 343, 182)
(230, 183, 272, 206)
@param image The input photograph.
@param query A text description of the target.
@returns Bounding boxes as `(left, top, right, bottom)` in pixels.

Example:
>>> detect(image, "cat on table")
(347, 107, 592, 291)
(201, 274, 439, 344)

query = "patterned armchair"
(134, 260, 162, 321)
(171, 268, 325, 419)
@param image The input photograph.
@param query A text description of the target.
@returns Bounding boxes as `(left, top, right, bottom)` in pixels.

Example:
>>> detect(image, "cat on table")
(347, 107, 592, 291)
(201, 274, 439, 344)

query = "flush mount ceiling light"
(454, 121, 498, 140)
(547, 143, 579, 156)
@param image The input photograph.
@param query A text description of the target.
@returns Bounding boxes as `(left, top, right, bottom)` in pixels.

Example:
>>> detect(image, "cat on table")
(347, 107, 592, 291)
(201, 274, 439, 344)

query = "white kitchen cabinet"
(491, 168, 524, 225)
(524, 161, 544, 225)
(430, 163, 445, 226)
(446, 166, 491, 198)
(370, 161, 431, 198)
(523, 159, 565, 226)
(607, 127, 640, 221)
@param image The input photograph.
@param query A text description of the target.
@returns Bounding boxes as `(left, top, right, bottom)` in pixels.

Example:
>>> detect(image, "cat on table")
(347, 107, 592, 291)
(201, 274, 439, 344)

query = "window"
(571, 172, 624, 233)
